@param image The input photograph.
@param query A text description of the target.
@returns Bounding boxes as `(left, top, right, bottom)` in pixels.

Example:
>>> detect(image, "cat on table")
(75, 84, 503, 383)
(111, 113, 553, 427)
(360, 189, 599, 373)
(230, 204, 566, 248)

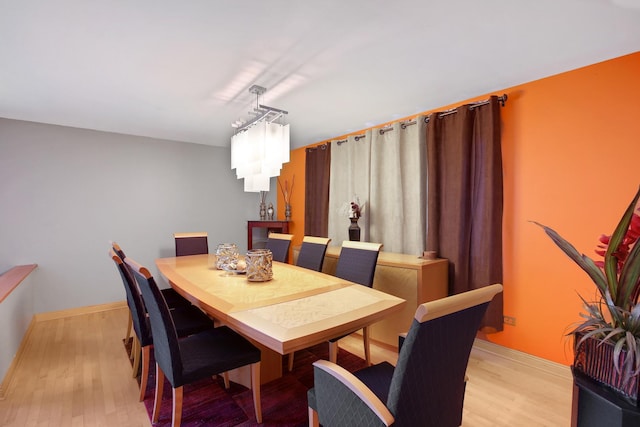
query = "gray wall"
(0, 118, 272, 313)
(0, 268, 34, 387)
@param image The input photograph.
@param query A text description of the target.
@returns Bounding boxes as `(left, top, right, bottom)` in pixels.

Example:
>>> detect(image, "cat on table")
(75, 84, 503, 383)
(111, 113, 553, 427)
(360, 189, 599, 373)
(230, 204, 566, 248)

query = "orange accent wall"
(283, 51, 640, 364)
(278, 148, 306, 250)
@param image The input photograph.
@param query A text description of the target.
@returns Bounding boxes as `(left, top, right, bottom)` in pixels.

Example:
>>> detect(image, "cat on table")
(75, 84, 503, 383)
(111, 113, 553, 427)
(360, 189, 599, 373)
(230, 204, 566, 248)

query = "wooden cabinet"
(293, 246, 448, 348)
(247, 220, 290, 250)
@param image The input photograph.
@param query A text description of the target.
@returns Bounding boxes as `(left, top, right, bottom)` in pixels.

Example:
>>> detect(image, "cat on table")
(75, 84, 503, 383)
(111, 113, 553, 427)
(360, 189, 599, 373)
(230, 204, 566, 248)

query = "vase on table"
(245, 249, 273, 282)
(215, 243, 239, 270)
(348, 218, 361, 241)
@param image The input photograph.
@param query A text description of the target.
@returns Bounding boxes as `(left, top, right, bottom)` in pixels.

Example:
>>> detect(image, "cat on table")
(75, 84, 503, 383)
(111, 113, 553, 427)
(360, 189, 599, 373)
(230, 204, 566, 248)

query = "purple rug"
(126, 340, 367, 426)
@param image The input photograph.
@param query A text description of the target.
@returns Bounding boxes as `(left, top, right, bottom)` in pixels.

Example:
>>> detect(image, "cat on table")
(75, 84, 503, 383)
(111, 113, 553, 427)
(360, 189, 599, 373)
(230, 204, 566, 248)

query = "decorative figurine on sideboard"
(349, 199, 361, 241)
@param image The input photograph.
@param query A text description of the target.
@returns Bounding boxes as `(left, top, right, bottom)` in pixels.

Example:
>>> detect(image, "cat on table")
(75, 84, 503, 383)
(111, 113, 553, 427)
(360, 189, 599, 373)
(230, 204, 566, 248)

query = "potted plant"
(534, 186, 640, 404)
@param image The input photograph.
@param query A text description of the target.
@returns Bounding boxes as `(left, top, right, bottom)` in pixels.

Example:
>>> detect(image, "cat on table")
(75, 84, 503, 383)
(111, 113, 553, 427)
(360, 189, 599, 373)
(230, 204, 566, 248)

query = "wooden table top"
(156, 254, 405, 354)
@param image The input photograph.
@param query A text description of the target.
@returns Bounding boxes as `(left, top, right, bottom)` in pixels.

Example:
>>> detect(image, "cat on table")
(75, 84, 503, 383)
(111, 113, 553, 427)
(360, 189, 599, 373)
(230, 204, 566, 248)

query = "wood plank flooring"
(0, 307, 572, 426)
(0, 309, 149, 426)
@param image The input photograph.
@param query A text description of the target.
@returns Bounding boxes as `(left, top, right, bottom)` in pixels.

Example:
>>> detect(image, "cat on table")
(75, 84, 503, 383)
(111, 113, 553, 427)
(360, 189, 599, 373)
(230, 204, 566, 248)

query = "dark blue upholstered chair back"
(111, 241, 192, 311)
(296, 236, 331, 272)
(334, 241, 382, 287)
(110, 250, 152, 347)
(265, 233, 294, 263)
(387, 302, 489, 425)
(127, 260, 184, 386)
(111, 241, 127, 262)
(174, 232, 209, 257)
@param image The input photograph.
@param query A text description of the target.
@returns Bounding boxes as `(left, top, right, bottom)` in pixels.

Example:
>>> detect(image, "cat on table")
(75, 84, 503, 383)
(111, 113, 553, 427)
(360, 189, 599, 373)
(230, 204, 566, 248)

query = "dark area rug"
(124, 339, 367, 426)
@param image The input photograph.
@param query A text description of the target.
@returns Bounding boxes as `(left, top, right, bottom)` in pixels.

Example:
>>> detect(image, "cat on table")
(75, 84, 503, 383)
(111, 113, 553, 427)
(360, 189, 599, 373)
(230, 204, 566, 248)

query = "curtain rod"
(306, 143, 330, 152)
(379, 93, 508, 135)
(336, 134, 367, 145)
(398, 94, 508, 131)
(335, 93, 507, 144)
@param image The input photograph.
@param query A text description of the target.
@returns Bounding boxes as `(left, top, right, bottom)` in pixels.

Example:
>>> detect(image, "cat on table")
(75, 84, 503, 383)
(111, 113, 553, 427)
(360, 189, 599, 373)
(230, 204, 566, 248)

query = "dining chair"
(265, 232, 294, 263)
(109, 250, 215, 402)
(329, 240, 383, 366)
(174, 232, 209, 257)
(308, 283, 503, 427)
(111, 241, 193, 311)
(125, 256, 262, 426)
(295, 236, 332, 272)
(286, 236, 332, 371)
(110, 241, 136, 343)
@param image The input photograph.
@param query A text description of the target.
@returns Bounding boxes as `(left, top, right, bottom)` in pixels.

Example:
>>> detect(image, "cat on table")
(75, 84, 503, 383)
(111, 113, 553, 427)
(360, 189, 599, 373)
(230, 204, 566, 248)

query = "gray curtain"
(369, 117, 427, 255)
(328, 132, 372, 246)
(426, 95, 504, 331)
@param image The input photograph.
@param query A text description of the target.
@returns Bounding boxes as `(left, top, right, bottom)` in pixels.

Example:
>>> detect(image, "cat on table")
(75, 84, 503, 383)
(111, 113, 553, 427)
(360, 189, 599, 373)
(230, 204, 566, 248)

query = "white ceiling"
(1, 0, 639, 150)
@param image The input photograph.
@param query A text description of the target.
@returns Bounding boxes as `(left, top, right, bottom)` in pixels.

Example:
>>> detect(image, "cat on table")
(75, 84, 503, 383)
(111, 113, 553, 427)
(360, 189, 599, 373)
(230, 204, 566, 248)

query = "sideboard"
(294, 246, 448, 348)
(247, 220, 290, 250)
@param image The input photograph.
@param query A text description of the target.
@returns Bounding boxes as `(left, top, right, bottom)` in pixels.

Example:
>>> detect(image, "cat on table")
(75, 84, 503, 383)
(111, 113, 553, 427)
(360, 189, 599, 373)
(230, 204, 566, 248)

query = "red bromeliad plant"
(533, 186, 640, 382)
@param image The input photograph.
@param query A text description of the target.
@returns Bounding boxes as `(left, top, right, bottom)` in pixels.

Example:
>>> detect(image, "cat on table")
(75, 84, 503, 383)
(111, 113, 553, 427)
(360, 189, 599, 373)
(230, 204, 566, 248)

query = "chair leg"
(329, 341, 339, 364)
(138, 345, 151, 401)
(309, 406, 320, 427)
(363, 326, 371, 366)
(288, 352, 295, 371)
(131, 337, 141, 378)
(152, 364, 165, 423)
(125, 311, 133, 344)
(251, 362, 262, 423)
(172, 386, 183, 427)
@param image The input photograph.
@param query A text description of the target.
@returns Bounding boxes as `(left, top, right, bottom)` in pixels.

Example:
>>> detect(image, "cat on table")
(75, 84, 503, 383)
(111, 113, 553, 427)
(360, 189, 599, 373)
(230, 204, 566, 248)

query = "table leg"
(228, 342, 283, 386)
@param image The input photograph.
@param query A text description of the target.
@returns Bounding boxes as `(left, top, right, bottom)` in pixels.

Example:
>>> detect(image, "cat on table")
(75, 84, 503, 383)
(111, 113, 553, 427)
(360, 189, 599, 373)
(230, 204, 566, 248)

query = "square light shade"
(231, 121, 290, 192)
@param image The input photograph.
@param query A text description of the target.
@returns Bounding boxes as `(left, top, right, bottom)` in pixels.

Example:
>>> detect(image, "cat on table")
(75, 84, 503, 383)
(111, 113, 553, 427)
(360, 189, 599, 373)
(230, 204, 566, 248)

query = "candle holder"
(215, 243, 239, 270)
(245, 249, 273, 282)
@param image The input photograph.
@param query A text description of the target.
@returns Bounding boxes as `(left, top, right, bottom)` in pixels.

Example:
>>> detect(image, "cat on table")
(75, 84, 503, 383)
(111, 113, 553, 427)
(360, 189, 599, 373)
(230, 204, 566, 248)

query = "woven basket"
(574, 332, 640, 406)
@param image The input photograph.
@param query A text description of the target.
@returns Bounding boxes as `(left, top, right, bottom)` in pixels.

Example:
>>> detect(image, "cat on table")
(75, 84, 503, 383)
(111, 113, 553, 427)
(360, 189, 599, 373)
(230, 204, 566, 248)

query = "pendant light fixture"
(231, 85, 290, 192)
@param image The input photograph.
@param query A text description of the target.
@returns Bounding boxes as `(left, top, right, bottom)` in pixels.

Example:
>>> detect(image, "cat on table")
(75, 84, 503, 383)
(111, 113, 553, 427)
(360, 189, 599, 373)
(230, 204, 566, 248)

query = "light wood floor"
(0, 307, 572, 426)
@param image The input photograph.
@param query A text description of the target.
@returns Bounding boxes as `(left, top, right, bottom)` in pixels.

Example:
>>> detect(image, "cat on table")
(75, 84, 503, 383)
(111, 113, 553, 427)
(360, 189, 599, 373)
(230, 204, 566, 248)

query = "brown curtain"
(426, 95, 504, 331)
(305, 143, 331, 237)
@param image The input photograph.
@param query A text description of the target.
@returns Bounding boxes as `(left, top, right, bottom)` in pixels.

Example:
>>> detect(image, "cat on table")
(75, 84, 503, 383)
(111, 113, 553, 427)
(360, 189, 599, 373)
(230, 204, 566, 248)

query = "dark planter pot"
(574, 332, 640, 407)
(348, 218, 360, 241)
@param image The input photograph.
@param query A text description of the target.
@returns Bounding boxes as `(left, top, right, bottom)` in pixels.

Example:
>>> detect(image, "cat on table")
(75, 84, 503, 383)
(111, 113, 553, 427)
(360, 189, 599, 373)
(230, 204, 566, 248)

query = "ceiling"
(1, 0, 639, 150)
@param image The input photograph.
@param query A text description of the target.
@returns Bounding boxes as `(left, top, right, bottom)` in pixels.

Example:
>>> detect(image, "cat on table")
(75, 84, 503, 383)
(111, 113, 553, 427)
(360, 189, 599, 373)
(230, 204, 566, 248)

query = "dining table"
(155, 253, 406, 384)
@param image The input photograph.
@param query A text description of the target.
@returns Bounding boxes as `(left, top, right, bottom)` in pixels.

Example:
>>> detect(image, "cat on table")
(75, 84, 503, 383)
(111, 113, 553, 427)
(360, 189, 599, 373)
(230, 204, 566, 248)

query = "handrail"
(0, 264, 37, 304)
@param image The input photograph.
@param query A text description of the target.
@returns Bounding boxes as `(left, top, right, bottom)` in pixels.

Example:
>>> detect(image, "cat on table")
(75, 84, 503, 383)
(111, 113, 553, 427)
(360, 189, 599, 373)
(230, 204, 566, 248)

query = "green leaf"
(607, 187, 640, 306)
(581, 255, 610, 297)
(618, 236, 640, 308)
(531, 221, 608, 292)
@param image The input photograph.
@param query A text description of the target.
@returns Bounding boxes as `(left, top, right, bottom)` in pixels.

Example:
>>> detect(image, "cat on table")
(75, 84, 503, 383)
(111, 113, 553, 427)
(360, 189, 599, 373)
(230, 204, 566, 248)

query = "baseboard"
(34, 300, 127, 322)
(472, 338, 572, 380)
(0, 317, 36, 400)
